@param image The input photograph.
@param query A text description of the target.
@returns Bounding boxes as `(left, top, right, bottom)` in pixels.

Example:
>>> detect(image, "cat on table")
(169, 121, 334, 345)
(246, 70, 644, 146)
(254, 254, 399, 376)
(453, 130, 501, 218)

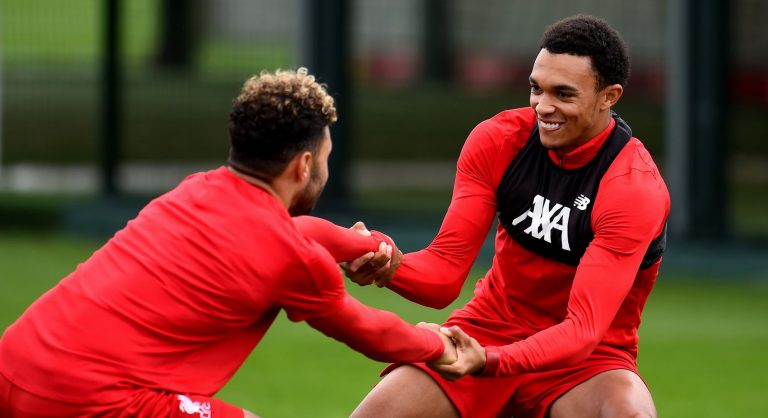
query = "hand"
(428, 326, 486, 381)
(418, 322, 457, 365)
(341, 222, 401, 288)
(358, 237, 401, 288)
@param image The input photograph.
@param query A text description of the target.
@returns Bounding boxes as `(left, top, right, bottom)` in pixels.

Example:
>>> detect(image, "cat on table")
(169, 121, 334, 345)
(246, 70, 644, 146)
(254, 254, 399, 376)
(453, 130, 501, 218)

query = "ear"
(292, 150, 313, 183)
(600, 84, 624, 110)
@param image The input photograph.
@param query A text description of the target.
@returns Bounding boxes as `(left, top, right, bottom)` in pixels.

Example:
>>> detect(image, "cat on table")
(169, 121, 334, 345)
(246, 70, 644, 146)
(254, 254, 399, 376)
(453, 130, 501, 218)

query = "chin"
(539, 137, 558, 150)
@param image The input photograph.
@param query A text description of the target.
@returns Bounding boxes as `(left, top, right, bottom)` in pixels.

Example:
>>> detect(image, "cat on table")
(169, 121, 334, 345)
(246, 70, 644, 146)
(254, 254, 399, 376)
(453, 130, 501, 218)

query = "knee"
(601, 403, 656, 418)
(627, 413, 655, 418)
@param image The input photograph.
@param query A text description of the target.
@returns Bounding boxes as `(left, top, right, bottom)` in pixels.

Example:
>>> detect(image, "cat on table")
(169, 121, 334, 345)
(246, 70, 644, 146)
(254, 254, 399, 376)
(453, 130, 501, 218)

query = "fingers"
(440, 326, 470, 348)
(362, 242, 390, 270)
(342, 232, 401, 288)
(426, 325, 486, 380)
(383, 244, 392, 269)
(344, 244, 391, 286)
(346, 252, 374, 272)
(422, 325, 457, 366)
(373, 246, 401, 288)
(347, 242, 388, 273)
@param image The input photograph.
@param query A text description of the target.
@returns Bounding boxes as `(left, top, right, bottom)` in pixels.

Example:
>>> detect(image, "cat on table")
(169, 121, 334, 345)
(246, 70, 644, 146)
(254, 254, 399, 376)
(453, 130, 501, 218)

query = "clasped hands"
(340, 222, 400, 288)
(341, 222, 486, 380)
(418, 322, 487, 381)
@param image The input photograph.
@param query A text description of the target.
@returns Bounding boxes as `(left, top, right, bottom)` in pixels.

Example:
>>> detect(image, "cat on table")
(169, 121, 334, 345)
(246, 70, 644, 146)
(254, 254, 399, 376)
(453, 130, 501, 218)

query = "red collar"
(546, 118, 616, 170)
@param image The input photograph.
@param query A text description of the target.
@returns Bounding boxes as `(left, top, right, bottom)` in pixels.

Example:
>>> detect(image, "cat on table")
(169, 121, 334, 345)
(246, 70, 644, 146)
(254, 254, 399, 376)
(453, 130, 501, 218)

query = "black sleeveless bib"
(496, 114, 666, 268)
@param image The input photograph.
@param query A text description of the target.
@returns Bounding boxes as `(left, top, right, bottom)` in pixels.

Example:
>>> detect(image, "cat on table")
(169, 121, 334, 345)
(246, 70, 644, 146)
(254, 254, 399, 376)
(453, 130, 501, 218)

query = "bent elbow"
(424, 286, 462, 309)
(394, 284, 461, 310)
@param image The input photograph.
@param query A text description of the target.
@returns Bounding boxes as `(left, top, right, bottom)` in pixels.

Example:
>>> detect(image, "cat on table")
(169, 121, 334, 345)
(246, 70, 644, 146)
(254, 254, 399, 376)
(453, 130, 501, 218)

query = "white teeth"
(540, 121, 561, 130)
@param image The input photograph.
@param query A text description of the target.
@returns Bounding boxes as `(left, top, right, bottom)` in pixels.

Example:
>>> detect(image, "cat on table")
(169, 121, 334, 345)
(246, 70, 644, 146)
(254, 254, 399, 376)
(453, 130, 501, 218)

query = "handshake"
(341, 222, 486, 381)
(418, 322, 487, 381)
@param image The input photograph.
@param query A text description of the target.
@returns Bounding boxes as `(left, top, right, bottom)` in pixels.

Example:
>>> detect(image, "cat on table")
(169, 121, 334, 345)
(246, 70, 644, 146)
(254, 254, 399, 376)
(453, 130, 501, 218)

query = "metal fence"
(1, 0, 766, 238)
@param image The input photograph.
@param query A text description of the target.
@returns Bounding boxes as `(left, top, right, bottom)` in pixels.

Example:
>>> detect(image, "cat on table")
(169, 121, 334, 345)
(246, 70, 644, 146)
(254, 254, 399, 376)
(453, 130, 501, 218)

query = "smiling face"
(529, 49, 622, 155)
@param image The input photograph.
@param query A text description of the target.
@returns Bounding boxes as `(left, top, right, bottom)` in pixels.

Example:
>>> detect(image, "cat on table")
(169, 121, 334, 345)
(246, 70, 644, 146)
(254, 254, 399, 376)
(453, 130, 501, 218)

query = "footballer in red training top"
(0, 68, 455, 417)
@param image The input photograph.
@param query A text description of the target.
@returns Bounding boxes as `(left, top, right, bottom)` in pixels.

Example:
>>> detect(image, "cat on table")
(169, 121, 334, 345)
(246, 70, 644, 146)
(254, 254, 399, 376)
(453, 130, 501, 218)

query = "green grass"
(639, 277, 768, 417)
(1, 232, 767, 417)
(0, 232, 103, 324)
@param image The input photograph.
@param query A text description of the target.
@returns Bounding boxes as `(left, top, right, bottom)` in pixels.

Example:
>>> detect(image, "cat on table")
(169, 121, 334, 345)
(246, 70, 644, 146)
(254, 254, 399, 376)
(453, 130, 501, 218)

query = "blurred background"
(1, 1, 766, 417)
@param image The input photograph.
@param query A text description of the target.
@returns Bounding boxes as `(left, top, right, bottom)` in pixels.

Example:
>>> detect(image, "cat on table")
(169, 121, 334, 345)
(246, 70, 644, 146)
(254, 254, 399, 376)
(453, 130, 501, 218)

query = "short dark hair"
(227, 67, 337, 180)
(539, 15, 630, 90)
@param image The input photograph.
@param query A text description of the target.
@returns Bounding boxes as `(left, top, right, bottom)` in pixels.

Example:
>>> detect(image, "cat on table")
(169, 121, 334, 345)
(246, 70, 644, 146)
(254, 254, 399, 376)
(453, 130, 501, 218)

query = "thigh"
(548, 369, 656, 418)
(352, 364, 521, 418)
(351, 365, 459, 418)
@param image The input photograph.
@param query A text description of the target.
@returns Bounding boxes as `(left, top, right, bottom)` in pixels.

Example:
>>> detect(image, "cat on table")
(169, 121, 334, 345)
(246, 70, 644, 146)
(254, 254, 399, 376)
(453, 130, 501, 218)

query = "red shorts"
(383, 305, 641, 418)
(0, 372, 244, 418)
(390, 346, 636, 418)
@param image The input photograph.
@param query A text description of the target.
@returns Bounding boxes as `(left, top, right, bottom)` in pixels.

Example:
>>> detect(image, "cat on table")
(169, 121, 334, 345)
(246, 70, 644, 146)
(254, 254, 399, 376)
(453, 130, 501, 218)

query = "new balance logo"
(512, 194, 571, 251)
(574, 194, 590, 210)
(177, 394, 212, 418)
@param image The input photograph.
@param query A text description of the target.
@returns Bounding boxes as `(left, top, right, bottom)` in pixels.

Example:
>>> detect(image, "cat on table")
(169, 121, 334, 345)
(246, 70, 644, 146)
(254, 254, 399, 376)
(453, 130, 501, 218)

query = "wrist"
(472, 346, 500, 377)
(369, 230, 394, 248)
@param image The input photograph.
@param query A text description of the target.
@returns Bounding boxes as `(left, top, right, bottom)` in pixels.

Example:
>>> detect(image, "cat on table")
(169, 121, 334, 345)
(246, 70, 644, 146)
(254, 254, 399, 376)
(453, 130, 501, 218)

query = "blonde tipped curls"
(227, 67, 337, 179)
(236, 67, 337, 124)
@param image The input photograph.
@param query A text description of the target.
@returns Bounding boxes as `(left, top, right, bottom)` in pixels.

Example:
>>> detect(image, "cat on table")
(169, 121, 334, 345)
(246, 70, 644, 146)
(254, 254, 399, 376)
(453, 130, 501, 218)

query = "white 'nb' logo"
(177, 394, 212, 418)
(512, 194, 571, 251)
(574, 194, 591, 210)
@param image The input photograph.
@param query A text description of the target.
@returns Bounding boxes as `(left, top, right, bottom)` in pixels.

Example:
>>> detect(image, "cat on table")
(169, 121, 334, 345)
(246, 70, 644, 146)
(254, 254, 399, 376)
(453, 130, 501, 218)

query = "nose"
(533, 94, 555, 115)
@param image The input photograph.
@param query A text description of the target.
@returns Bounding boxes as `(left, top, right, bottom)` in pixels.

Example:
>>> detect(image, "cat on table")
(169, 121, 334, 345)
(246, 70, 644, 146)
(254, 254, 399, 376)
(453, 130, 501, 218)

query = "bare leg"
(549, 369, 657, 418)
(243, 409, 260, 418)
(350, 365, 459, 418)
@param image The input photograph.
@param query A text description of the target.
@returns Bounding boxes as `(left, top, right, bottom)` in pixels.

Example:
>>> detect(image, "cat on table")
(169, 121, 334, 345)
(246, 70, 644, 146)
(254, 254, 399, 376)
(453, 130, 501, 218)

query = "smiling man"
(345, 15, 670, 418)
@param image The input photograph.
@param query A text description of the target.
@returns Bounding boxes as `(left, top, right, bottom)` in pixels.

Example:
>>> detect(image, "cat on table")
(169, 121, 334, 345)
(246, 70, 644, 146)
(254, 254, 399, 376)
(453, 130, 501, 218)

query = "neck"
(227, 166, 291, 209)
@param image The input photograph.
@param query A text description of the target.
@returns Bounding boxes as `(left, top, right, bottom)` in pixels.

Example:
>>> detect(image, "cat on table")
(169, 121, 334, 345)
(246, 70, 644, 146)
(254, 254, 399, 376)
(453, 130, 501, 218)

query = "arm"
(292, 216, 390, 262)
(279, 244, 454, 364)
(479, 172, 670, 376)
(384, 123, 503, 309)
(307, 295, 456, 364)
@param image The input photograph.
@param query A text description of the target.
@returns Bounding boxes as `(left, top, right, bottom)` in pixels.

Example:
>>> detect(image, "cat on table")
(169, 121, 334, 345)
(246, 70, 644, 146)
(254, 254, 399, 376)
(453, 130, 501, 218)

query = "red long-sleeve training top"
(298, 107, 670, 377)
(0, 167, 444, 404)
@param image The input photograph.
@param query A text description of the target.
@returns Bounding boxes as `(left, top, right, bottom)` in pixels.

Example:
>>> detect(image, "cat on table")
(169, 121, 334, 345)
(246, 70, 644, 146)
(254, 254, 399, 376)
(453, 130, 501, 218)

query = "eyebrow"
(528, 76, 579, 92)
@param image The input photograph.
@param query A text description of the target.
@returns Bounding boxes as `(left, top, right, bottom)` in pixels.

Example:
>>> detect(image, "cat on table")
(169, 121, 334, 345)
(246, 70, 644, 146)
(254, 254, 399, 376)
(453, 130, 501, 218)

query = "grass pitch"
(1, 232, 766, 417)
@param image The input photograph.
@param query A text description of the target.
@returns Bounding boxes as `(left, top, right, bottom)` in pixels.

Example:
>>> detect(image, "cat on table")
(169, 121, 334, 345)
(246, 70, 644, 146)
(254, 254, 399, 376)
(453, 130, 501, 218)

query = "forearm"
(387, 249, 472, 309)
(307, 295, 444, 364)
(481, 244, 645, 376)
(292, 216, 383, 262)
(388, 199, 494, 309)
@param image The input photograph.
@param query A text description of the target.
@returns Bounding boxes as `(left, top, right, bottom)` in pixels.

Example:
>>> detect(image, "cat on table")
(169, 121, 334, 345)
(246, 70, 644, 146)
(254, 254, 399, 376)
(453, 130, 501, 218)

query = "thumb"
(441, 326, 470, 348)
(350, 221, 371, 236)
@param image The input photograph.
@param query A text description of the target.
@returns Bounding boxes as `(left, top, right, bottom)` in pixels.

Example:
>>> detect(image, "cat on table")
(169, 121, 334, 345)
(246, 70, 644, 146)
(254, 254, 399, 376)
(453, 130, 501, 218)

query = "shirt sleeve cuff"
(476, 346, 501, 377)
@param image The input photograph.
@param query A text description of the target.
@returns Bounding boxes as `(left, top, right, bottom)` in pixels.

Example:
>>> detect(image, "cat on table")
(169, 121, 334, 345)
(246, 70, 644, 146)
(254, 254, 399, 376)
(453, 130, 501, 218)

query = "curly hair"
(539, 15, 630, 90)
(227, 67, 337, 180)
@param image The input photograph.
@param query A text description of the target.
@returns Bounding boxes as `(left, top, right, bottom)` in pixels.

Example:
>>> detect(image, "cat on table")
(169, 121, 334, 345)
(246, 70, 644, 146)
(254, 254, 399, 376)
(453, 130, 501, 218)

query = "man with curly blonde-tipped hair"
(0, 68, 456, 418)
